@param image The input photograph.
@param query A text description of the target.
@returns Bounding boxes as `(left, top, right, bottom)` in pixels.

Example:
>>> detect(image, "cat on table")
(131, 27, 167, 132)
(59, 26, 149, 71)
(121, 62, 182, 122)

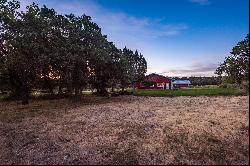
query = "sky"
(20, 0, 249, 77)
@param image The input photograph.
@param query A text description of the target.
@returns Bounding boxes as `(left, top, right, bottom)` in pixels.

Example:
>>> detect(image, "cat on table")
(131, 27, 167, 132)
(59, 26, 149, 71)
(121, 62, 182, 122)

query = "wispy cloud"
(96, 12, 187, 38)
(18, 0, 187, 50)
(168, 64, 217, 73)
(160, 62, 218, 77)
(189, 0, 210, 5)
(152, 61, 218, 77)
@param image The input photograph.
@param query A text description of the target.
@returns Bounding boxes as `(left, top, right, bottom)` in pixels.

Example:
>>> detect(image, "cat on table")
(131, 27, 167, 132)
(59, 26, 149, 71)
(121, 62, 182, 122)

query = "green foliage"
(136, 88, 246, 97)
(240, 81, 249, 94)
(172, 76, 222, 86)
(216, 34, 249, 85)
(0, 0, 147, 104)
(218, 83, 235, 89)
(142, 80, 156, 87)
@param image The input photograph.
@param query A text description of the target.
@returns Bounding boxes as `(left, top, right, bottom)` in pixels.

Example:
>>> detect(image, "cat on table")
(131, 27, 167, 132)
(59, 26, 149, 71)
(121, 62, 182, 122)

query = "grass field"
(136, 87, 246, 97)
(0, 86, 246, 101)
(0, 95, 248, 164)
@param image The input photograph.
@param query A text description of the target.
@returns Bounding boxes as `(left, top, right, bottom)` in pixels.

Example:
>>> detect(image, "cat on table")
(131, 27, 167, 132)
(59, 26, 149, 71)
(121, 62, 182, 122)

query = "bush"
(119, 90, 133, 95)
(219, 84, 227, 88)
(188, 85, 195, 88)
(142, 81, 156, 87)
(219, 83, 235, 89)
(240, 81, 249, 94)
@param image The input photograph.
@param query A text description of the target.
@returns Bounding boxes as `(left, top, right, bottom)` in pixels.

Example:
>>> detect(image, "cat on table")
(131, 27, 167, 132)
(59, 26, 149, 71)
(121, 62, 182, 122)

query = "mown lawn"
(136, 87, 246, 97)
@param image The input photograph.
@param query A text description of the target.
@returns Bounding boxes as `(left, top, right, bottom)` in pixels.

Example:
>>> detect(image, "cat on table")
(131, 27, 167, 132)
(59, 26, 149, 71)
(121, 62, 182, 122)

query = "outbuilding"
(172, 80, 191, 88)
(137, 73, 172, 90)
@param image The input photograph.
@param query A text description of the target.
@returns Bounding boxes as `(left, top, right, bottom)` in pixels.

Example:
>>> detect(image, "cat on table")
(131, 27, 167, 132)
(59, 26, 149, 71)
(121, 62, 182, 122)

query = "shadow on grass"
(1, 93, 70, 102)
(1, 90, 134, 102)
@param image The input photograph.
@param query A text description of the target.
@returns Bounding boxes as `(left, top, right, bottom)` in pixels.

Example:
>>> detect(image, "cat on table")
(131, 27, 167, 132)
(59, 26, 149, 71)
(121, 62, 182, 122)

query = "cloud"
(18, 0, 187, 50)
(189, 0, 210, 5)
(96, 12, 187, 39)
(168, 64, 217, 73)
(161, 62, 218, 77)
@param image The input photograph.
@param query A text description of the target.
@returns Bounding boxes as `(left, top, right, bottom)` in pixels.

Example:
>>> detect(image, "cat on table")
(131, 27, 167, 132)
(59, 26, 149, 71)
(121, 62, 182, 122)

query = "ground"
(0, 96, 249, 165)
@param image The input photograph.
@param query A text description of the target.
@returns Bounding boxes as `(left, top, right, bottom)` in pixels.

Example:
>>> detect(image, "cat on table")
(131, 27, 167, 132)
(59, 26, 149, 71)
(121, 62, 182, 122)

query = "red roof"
(144, 73, 171, 83)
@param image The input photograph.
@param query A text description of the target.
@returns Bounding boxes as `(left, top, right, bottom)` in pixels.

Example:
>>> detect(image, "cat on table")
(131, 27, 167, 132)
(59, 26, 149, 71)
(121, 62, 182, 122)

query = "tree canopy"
(171, 76, 222, 86)
(0, 0, 147, 104)
(215, 34, 249, 85)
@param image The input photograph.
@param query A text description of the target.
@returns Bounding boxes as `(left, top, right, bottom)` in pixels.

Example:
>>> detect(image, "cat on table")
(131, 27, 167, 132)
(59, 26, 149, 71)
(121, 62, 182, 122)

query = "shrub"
(219, 83, 235, 89)
(142, 81, 156, 87)
(119, 90, 133, 95)
(219, 84, 227, 88)
(240, 81, 249, 94)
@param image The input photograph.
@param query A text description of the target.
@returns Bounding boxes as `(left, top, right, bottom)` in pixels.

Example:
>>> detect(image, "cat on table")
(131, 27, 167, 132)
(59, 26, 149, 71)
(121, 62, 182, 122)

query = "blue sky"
(20, 0, 249, 77)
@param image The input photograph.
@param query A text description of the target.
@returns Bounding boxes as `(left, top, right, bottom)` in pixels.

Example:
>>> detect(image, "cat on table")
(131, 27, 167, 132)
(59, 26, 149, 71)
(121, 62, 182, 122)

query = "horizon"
(20, 0, 249, 77)
(145, 72, 220, 78)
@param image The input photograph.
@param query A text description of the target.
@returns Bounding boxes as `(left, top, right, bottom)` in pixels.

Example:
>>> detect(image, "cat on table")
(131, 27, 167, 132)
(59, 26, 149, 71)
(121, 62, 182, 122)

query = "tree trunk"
(132, 82, 136, 95)
(74, 87, 81, 97)
(45, 77, 54, 95)
(67, 84, 73, 95)
(99, 87, 108, 96)
(21, 86, 29, 105)
(58, 85, 63, 95)
(21, 94, 29, 105)
(100, 88, 107, 94)
(49, 87, 54, 95)
(111, 84, 114, 92)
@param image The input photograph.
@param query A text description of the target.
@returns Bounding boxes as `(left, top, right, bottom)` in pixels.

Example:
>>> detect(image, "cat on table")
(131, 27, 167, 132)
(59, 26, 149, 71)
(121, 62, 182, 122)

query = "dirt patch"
(0, 96, 249, 165)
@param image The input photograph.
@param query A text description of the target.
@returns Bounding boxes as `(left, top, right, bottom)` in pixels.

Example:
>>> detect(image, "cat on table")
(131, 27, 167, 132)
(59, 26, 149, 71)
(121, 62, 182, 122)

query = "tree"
(215, 34, 249, 85)
(187, 76, 222, 86)
(0, 0, 147, 103)
(119, 47, 147, 93)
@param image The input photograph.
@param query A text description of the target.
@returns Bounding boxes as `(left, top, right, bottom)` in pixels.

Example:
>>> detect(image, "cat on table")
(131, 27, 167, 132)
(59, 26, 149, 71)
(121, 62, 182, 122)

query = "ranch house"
(137, 73, 172, 90)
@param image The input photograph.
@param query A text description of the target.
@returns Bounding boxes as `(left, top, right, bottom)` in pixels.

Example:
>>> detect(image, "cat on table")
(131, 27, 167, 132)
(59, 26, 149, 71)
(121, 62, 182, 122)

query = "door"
(165, 83, 169, 89)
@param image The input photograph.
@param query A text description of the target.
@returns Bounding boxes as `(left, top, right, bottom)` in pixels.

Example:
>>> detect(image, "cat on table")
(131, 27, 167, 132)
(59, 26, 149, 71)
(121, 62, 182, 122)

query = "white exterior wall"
(166, 83, 169, 89)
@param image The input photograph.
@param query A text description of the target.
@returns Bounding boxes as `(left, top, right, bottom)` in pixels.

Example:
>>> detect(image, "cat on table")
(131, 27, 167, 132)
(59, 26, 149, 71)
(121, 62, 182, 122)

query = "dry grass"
(0, 96, 249, 165)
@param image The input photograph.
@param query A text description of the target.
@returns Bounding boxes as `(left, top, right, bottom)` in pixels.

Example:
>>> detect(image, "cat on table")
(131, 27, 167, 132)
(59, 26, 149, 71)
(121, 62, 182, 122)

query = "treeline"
(171, 76, 222, 86)
(0, 0, 147, 104)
